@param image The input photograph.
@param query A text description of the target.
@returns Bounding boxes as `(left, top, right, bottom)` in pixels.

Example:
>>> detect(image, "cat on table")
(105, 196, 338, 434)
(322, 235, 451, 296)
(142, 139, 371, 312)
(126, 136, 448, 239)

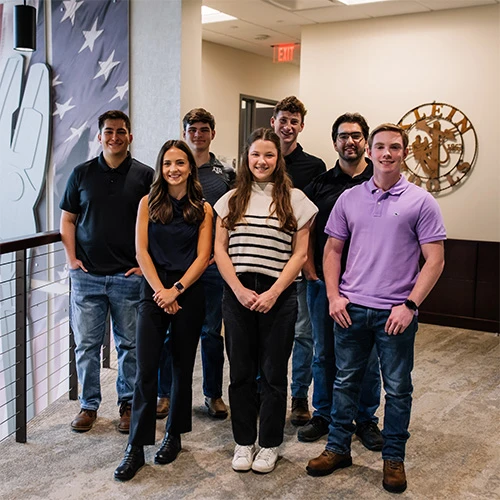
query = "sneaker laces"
(234, 445, 253, 460)
(256, 447, 278, 463)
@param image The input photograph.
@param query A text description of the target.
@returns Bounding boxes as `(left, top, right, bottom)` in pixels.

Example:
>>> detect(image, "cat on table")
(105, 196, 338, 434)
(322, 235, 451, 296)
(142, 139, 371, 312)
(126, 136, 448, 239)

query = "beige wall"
(201, 41, 300, 164)
(300, 5, 499, 242)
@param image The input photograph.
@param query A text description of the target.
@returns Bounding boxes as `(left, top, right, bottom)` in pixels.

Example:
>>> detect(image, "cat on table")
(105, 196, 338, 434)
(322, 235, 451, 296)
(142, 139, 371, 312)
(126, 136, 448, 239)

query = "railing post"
(15, 249, 27, 443)
(68, 277, 78, 400)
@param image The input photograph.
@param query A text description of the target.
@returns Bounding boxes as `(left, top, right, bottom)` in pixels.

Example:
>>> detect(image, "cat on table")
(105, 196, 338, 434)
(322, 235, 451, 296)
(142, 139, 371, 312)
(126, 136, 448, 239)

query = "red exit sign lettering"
(273, 44, 296, 63)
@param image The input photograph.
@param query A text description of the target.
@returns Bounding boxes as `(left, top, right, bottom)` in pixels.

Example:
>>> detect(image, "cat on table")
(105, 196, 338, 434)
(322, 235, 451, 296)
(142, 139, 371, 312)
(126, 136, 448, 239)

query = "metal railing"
(0, 231, 112, 443)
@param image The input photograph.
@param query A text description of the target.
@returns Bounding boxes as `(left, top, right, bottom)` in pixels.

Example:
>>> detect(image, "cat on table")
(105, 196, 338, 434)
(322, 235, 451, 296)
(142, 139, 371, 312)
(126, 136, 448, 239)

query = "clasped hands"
(153, 287, 182, 315)
(235, 286, 279, 314)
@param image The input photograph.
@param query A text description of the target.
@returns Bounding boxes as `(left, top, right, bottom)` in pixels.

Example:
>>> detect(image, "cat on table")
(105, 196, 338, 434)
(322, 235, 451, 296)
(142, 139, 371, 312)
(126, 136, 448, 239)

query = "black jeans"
(223, 272, 297, 448)
(128, 269, 204, 445)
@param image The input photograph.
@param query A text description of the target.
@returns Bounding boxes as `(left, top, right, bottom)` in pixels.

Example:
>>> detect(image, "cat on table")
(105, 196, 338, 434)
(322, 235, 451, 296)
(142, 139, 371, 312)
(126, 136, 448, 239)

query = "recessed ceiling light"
(201, 6, 238, 24)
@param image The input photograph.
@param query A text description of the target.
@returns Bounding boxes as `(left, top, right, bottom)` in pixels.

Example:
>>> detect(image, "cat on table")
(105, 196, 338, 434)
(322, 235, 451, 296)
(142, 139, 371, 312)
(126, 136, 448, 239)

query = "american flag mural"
(51, 0, 130, 219)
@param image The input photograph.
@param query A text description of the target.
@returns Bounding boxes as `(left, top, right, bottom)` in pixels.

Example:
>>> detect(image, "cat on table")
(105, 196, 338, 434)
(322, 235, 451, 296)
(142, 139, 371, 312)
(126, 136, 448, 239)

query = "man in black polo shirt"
(270, 96, 326, 426)
(60, 110, 153, 433)
(299, 113, 382, 450)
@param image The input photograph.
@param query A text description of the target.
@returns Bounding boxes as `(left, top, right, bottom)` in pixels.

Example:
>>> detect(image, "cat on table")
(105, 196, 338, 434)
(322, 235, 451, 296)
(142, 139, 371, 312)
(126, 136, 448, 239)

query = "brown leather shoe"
(205, 397, 228, 419)
(291, 397, 311, 426)
(71, 408, 97, 432)
(383, 460, 407, 493)
(156, 397, 170, 419)
(118, 402, 131, 434)
(306, 450, 352, 477)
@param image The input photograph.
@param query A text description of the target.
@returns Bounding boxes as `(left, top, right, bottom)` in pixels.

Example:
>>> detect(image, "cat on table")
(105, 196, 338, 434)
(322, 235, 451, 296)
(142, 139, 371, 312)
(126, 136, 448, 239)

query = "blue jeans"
(69, 269, 142, 410)
(291, 279, 313, 399)
(326, 303, 418, 462)
(157, 263, 225, 399)
(307, 280, 381, 423)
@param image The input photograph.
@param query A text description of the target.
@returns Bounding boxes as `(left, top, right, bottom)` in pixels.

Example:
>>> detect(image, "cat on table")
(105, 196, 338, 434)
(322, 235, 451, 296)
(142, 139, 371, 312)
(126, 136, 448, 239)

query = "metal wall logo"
(398, 102, 477, 193)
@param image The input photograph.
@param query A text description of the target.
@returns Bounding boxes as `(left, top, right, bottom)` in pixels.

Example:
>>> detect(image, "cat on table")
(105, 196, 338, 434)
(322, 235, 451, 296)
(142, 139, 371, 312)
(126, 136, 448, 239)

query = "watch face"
(175, 282, 184, 292)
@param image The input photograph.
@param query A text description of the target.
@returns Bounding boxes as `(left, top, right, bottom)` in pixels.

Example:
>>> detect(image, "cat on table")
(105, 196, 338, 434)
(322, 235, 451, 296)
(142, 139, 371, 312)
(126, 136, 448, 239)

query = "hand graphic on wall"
(0, 54, 50, 239)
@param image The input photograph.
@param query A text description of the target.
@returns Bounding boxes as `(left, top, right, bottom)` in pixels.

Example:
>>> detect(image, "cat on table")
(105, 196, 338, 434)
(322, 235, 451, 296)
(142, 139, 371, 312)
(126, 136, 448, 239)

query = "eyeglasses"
(337, 132, 364, 142)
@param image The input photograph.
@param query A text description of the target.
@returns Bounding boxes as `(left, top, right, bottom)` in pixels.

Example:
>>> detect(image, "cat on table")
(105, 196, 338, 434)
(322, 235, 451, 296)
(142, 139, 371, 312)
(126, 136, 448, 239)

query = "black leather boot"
(154, 433, 181, 464)
(114, 444, 145, 481)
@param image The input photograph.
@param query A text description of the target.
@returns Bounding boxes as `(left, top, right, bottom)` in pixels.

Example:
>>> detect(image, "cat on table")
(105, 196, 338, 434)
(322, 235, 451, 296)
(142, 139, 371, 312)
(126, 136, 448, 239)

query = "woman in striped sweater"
(214, 128, 317, 474)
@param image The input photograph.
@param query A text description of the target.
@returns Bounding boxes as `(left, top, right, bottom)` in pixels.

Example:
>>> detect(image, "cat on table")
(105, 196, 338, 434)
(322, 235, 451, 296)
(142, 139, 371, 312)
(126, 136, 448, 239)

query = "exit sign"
(273, 44, 297, 63)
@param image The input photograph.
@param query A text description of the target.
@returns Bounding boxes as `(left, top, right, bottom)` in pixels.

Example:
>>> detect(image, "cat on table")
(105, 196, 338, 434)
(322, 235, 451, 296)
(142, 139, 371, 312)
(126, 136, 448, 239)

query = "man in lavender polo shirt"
(306, 123, 446, 494)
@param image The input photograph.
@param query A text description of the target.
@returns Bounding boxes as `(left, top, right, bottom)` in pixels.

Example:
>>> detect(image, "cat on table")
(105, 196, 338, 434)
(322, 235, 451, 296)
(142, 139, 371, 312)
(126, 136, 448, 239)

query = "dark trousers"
(128, 270, 204, 445)
(223, 272, 297, 448)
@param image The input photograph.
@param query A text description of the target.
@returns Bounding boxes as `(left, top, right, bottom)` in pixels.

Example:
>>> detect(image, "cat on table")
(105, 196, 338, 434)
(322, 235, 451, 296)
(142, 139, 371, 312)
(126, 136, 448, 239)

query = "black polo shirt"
(303, 159, 373, 280)
(284, 143, 326, 191)
(60, 152, 153, 275)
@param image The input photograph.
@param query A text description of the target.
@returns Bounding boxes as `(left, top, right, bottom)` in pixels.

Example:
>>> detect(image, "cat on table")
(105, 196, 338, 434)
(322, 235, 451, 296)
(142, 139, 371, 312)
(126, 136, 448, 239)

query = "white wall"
(300, 5, 499, 242)
(202, 41, 300, 163)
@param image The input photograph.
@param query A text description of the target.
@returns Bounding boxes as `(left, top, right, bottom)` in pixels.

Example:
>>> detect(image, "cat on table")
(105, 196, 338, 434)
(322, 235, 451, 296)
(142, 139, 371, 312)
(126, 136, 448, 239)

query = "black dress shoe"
(154, 433, 181, 464)
(355, 421, 383, 451)
(298, 416, 330, 442)
(114, 444, 145, 481)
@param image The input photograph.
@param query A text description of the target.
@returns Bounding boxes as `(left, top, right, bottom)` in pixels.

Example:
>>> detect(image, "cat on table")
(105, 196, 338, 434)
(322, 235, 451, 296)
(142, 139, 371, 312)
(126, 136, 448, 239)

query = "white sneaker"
(232, 444, 256, 471)
(251, 447, 279, 474)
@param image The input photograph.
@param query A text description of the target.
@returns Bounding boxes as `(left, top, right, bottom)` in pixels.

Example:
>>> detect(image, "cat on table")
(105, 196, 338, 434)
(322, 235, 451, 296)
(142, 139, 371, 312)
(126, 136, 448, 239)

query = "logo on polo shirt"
(398, 102, 477, 193)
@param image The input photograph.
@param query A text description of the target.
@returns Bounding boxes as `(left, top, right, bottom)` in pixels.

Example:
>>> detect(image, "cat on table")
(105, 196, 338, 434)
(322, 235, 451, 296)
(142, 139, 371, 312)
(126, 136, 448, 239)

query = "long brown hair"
(148, 140, 205, 224)
(222, 128, 297, 232)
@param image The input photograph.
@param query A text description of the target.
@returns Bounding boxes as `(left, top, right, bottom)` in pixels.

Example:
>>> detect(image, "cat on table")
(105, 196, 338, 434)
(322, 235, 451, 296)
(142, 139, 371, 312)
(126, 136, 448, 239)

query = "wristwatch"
(404, 299, 418, 312)
(173, 281, 184, 294)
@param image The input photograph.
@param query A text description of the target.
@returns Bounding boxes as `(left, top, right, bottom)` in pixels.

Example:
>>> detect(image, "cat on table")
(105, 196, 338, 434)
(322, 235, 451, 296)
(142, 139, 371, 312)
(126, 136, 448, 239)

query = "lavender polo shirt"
(324, 175, 446, 310)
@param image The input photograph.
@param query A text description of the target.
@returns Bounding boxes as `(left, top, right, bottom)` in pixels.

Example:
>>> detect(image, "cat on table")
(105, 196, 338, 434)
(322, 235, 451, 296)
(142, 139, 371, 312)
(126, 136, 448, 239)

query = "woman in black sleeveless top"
(114, 140, 213, 481)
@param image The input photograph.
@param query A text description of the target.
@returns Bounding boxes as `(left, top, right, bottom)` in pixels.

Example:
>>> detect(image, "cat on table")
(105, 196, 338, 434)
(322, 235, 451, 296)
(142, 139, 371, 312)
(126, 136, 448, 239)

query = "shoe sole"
(232, 464, 253, 472)
(156, 412, 169, 420)
(306, 457, 352, 477)
(297, 431, 327, 443)
(383, 480, 407, 493)
(71, 425, 93, 432)
(117, 426, 130, 434)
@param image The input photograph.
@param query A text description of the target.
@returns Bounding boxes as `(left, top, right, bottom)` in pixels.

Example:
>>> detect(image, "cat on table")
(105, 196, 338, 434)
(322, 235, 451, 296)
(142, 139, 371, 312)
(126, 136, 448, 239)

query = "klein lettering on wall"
(398, 102, 477, 193)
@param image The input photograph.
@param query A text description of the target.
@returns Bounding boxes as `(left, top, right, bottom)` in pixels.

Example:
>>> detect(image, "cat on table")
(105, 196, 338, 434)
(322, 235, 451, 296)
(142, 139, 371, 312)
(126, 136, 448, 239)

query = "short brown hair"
(368, 123, 409, 149)
(182, 108, 215, 131)
(98, 110, 131, 133)
(273, 96, 307, 123)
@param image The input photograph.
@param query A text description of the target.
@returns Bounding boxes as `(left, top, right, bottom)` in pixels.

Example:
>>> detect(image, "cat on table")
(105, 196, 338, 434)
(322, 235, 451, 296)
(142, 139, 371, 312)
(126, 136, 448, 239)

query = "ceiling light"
(201, 6, 237, 24)
(338, 0, 392, 5)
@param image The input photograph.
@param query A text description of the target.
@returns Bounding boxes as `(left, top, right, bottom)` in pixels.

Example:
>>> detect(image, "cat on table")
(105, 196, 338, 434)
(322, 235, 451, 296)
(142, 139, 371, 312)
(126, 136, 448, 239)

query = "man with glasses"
(306, 123, 445, 494)
(300, 113, 382, 449)
(271, 96, 326, 426)
(156, 108, 235, 420)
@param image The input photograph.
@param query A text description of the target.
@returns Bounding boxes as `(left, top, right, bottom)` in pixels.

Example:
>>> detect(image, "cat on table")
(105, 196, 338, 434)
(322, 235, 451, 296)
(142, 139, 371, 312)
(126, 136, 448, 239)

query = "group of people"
(60, 96, 446, 494)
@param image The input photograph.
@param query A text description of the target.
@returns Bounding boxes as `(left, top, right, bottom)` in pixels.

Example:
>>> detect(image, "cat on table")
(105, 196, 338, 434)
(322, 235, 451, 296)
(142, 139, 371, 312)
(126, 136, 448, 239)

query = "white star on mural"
(53, 98, 75, 120)
(60, 0, 83, 26)
(94, 50, 120, 82)
(52, 74, 63, 87)
(109, 82, 129, 102)
(88, 134, 102, 159)
(79, 18, 103, 53)
(65, 121, 88, 143)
